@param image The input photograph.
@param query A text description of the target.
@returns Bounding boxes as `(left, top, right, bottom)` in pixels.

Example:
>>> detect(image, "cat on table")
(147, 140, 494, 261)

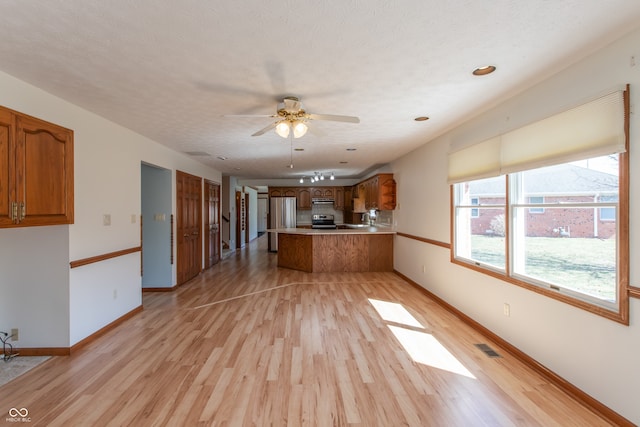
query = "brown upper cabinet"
(353, 173, 396, 212)
(0, 106, 74, 227)
(270, 186, 342, 210)
(334, 187, 344, 210)
(310, 187, 334, 198)
(297, 188, 311, 210)
(269, 187, 297, 198)
(269, 179, 396, 213)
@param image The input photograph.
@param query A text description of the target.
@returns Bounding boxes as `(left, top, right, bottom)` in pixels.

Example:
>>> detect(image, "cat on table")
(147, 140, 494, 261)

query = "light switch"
(103, 214, 111, 226)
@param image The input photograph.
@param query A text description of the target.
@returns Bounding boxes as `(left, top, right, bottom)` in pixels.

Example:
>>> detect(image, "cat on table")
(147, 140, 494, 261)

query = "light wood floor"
(0, 236, 614, 426)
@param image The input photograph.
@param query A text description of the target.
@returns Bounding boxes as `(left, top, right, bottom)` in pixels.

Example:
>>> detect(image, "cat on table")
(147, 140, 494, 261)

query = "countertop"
(267, 227, 396, 235)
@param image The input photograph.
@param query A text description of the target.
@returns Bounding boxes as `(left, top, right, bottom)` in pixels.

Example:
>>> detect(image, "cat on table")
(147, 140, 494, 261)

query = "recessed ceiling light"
(472, 65, 496, 76)
(346, 148, 357, 151)
(414, 116, 429, 121)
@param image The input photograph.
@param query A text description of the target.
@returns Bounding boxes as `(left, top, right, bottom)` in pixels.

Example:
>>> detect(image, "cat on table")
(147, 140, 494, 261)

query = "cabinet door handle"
(18, 202, 25, 222)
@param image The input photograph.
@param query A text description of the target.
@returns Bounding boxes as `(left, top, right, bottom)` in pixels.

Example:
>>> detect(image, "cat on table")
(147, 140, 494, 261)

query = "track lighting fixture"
(298, 172, 336, 184)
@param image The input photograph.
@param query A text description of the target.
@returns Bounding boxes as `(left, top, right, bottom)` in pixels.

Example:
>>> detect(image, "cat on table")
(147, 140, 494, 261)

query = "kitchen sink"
(343, 224, 370, 229)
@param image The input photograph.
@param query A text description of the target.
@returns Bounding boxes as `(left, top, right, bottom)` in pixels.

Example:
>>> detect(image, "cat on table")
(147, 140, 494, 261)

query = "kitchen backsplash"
(297, 203, 344, 224)
(374, 210, 393, 227)
(296, 205, 393, 226)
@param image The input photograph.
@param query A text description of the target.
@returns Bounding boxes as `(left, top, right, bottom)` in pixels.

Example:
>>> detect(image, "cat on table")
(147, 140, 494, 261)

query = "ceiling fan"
(225, 96, 360, 138)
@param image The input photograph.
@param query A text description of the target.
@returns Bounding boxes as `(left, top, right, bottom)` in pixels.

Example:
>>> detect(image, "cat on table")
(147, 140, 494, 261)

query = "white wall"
(0, 70, 222, 347)
(392, 27, 640, 423)
(0, 226, 69, 347)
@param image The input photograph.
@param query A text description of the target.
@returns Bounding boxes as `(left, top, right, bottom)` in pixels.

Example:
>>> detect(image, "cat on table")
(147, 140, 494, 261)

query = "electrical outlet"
(103, 214, 111, 226)
(113, 289, 118, 299)
(422, 265, 426, 273)
(11, 328, 18, 341)
(131, 214, 137, 224)
(503, 303, 510, 317)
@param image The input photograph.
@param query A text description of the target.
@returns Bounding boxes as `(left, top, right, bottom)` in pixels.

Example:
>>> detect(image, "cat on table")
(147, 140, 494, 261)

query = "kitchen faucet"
(362, 212, 370, 225)
(362, 209, 377, 225)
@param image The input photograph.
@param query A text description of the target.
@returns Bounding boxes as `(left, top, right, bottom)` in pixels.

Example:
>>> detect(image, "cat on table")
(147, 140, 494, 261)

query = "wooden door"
(245, 194, 250, 244)
(204, 180, 221, 269)
(235, 191, 245, 249)
(176, 170, 202, 285)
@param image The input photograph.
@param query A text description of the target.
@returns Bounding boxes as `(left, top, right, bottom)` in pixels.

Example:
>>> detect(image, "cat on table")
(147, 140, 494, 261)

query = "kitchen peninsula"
(272, 227, 395, 273)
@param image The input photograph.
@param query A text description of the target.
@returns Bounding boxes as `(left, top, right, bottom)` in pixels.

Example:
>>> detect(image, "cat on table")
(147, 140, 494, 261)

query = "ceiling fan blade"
(251, 122, 278, 136)
(307, 113, 360, 123)
(305, 121, 325, 137)
(223, 114, 276, 118)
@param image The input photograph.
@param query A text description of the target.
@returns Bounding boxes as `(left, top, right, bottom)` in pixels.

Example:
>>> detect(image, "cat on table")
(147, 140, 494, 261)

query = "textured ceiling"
(1, 1, 639, 180)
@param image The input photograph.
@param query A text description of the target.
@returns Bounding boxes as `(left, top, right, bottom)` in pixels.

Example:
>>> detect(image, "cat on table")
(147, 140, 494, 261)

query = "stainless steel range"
(311, 214, 337, 229)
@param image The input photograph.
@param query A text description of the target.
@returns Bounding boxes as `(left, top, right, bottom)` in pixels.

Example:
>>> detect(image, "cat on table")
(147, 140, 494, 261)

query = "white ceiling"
(1, 1, 640, 180)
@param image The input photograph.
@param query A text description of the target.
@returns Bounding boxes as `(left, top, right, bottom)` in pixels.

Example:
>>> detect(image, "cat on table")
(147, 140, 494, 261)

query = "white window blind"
(448, 89, 626, 184)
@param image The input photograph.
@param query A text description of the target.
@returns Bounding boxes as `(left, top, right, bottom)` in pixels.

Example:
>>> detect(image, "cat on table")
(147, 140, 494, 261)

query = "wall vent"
(474, 343, 501, 358)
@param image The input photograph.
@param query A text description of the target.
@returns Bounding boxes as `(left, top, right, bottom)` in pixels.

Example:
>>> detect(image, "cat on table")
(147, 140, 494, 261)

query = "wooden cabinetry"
(297, 188, 311, 210)
(334, 187, 344, 210)
(377, 174, 397, 210)
(269, 185, 371, 212)
(353, 173, 396, 211)
(310, 187, 334, 198)
(269, 187, 297, 197)
(1, 106, 74, 227)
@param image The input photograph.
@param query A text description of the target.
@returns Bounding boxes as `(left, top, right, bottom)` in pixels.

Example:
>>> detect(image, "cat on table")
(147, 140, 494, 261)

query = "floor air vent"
(474, 343, 501, 358)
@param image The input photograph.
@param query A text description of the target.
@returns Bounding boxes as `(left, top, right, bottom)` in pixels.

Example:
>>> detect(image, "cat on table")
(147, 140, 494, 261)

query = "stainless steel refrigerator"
(269, 197, 297, 251)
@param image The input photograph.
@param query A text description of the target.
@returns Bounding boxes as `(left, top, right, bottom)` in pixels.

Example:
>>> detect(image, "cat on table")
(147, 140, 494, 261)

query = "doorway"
(141, 163, 172, 288)
(257, 196, 268, 233)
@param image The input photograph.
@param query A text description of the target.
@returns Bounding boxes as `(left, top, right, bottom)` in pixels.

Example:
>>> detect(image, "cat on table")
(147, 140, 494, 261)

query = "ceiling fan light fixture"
(275, 121, 290, 138)
(292, 121, 308, 138)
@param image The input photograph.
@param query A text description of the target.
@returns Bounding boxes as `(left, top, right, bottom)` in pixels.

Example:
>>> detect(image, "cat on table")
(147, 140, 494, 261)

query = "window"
(452, 154, 626, 321)
(599, 195, 617, 221)
(470, 197, 479, 218)
(454, 177, 506, 270)
(528, 196, 544, 213)
(448, 88, 629, 323)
